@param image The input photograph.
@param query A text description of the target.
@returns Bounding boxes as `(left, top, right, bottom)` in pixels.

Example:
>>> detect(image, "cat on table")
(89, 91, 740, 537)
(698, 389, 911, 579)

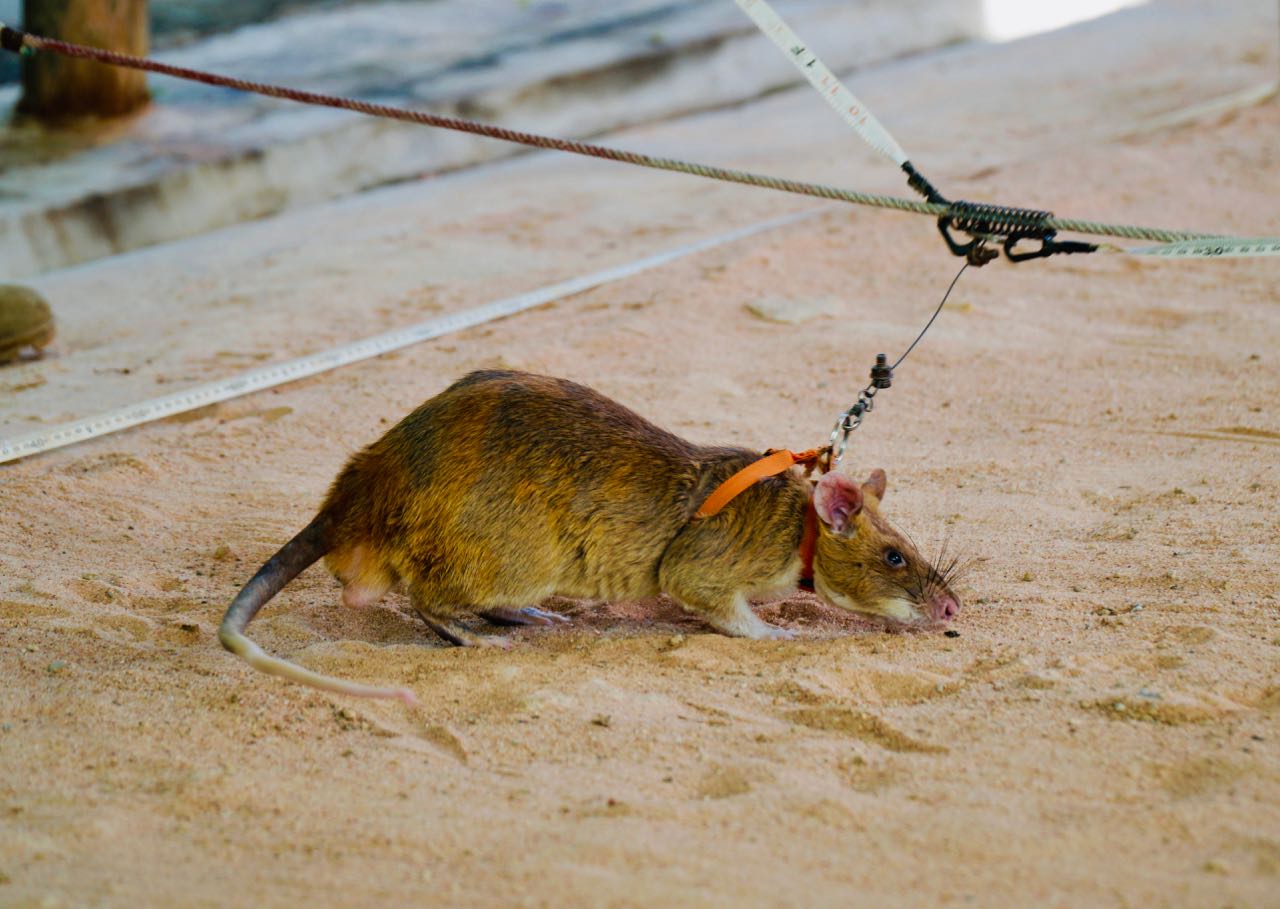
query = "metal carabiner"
(827, 410, 855, 468)
(827, 391, 870, 468)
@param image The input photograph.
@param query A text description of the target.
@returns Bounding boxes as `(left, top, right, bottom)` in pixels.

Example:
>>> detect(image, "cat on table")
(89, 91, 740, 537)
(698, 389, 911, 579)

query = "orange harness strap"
(695, 449, 815, 519)
(694, 447, 824, 590)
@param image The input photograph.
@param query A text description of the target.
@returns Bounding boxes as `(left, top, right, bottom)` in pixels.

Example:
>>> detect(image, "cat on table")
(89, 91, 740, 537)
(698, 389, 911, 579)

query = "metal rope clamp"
(827, 353, 894, 468)
(937, 200, 1097, 265)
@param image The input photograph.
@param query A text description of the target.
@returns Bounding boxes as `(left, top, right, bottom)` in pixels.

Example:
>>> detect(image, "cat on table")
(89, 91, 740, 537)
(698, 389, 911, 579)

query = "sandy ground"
(2, 4, 1279, 907)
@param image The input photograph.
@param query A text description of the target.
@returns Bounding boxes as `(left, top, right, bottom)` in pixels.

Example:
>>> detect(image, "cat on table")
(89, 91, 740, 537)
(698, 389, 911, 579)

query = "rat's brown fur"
(219, 370, 957, 701)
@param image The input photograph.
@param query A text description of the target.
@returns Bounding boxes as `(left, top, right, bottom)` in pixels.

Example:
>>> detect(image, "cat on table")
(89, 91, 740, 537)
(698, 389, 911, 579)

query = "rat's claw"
(480, 606, 569, 626)
(522, 606, 571, 624)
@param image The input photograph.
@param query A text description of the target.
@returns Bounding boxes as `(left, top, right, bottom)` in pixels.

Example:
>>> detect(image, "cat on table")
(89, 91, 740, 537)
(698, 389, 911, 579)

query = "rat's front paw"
(755, 624, 796, 641)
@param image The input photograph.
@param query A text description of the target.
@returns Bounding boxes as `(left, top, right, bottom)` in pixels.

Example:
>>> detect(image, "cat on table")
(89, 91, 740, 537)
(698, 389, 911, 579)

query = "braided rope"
(3, 27, 1215, 245)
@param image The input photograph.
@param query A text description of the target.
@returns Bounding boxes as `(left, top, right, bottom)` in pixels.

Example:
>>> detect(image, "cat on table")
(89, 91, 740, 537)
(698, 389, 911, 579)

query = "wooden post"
(17, 0, 150, 120)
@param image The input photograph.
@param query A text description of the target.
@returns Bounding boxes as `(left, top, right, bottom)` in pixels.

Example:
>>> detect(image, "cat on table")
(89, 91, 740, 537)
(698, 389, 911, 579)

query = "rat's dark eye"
(884, 549, 906, 569)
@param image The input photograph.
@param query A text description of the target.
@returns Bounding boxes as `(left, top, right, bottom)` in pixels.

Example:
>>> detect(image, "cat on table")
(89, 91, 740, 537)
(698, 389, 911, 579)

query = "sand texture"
(2, 3, 1279, 906)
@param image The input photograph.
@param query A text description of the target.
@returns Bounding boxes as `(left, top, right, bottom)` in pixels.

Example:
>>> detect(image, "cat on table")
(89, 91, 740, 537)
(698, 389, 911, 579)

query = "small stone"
(944, 629, 960, 638)
(47, 660, 67, 674)
(179, 622, 199, 633)
(591, 714, 612, 728)
(1113, 701, 1126, 712)
(0, 284, 56, 365)
(744, 296, 837, 325)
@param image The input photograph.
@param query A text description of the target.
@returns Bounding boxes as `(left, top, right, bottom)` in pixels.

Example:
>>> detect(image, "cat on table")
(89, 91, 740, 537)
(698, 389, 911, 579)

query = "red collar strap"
(798, 500, 818, 591)
(694, 448, 823, 591)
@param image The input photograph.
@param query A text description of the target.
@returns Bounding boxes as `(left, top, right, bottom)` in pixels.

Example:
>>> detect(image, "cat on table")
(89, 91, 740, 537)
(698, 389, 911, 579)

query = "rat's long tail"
(218, 515, 417, 704)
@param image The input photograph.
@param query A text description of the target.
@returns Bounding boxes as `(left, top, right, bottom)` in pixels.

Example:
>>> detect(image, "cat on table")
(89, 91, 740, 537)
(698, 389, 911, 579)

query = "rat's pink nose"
(933, 594, 960, 622)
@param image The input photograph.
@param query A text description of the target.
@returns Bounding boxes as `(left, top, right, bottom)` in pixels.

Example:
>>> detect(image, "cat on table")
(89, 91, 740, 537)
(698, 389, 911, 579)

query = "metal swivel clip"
(827, 354, 894, 468)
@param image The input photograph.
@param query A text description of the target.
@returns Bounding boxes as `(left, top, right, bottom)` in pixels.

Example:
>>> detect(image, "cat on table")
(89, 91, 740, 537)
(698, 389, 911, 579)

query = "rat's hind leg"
(408, 581, 512, 648)
(479, 606, 570, 627)
(328, 544, 395, 608)
(670, 589, 794, 641)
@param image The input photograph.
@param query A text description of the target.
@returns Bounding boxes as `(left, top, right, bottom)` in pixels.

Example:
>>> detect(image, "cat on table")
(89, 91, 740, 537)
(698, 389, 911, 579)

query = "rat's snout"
(931, 593, 960, 623)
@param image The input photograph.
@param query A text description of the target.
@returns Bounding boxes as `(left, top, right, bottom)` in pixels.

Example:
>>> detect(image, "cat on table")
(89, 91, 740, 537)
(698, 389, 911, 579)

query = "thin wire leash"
(826, 263, 968, 468)
(0, 24, 1221, 246)
(893, 263, 968, 372)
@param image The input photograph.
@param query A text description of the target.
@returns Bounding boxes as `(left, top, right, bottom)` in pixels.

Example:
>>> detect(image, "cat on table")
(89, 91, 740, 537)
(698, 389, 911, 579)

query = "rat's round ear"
(862, 468, 887, 502)
(814, 471, 863, 534)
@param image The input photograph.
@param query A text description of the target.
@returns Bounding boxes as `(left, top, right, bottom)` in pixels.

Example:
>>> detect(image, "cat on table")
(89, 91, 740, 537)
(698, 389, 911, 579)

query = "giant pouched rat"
(219, 370, 961, 702)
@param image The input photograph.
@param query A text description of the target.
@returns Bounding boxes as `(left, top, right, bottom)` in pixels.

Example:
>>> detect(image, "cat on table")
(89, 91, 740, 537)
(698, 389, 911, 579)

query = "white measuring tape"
(0, 210, 817, 465)
(733, 0, 909, 167)
(1122, 237, 1280, 258)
